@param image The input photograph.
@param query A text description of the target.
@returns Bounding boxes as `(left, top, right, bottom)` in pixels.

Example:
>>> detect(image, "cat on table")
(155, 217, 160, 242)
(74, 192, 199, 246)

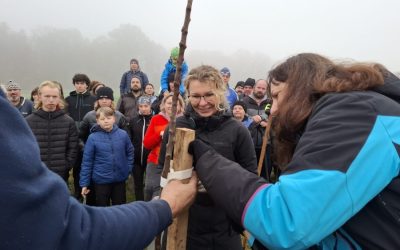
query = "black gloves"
(188, 139, 212, 166)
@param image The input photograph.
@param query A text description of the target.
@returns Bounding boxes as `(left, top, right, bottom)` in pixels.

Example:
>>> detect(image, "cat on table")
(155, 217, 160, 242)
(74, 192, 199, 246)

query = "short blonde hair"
(96, 107, 115, 119)
(185, 65, 228, 111)
(36, 81, 65, 110)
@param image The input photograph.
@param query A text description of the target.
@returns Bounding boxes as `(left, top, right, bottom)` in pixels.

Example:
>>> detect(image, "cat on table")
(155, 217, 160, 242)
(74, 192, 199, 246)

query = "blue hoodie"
(0, 89, 172, 250)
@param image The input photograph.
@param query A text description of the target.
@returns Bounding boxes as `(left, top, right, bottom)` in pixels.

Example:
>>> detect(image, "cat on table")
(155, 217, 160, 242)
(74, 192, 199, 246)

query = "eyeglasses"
(189, 92, 215, 103)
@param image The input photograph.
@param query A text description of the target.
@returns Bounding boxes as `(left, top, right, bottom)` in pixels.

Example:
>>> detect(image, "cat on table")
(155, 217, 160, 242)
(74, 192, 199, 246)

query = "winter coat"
(26, 109, 78, 178)
(120, 70, 149, 95)
(243, 95, 271, 148)
(0, 90, 172, 250)
(159, 104, 257, 248)
(80, 125, 133, 186)
(143, 114, 169, 165)
(160, 59, 188, 95)
(130, 113, 152, 167)
(225, 85, 238, 108)
(242, 94, 271, 121)
(194, 73, 400, 249)
(15, 96, 33, 117)
(117, 92, 142, 121)
(65, 90, 96, 130)
(79, 109, 129, 142)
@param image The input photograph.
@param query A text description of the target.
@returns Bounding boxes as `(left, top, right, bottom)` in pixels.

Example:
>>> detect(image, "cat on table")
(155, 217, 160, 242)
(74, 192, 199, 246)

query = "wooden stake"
(257, 117, 273, 177)
(166, 128, 195, 250)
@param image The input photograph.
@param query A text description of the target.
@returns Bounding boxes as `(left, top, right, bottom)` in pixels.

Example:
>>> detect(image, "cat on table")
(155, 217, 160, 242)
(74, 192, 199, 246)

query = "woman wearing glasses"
(160, 65, 257, 249)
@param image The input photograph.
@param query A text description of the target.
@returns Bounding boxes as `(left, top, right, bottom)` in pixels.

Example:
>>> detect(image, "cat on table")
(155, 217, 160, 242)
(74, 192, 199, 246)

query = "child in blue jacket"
(80, 107, 134, 206)
(160, 47, 188, 95)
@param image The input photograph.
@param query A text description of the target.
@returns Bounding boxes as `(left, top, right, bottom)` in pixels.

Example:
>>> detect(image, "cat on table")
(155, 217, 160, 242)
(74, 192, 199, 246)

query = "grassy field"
(67, 170, 136, 203)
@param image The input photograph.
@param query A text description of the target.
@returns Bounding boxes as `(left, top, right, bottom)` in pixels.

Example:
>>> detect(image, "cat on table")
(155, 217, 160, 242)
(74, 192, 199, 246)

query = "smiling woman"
(159, 65, 258, 249)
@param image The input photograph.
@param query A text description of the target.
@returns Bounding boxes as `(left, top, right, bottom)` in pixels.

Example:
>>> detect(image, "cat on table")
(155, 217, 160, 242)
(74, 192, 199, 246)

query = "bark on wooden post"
(166, 128, 195, 250)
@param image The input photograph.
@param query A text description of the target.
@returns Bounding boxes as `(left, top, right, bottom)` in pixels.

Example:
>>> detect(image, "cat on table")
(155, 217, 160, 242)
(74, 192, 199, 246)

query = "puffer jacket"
(26, 109, 78, 178)
(79, 109, 129, 142)
(80, 125, 133, 186)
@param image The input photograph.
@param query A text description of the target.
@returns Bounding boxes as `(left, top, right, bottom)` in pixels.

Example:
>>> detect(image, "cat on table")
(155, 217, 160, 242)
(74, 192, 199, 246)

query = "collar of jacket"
(184, 104, 231, 132)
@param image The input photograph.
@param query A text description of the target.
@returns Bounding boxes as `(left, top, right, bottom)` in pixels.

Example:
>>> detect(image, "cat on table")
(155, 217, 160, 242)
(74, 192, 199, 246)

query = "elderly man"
(6, 81, 33, 117)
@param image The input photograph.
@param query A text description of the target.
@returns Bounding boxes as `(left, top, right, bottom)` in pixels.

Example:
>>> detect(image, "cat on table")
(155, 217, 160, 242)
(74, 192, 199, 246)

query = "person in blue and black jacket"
(0, 88, 197, 250)
(188, 53, 400, 249)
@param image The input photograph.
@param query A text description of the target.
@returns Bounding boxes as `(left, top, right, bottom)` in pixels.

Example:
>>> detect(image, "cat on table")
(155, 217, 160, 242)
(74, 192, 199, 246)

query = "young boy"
(80, 107, 134, 206)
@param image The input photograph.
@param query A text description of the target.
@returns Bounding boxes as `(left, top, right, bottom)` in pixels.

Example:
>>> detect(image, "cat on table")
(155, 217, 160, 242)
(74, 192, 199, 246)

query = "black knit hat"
(96, 86, 114, 101)
(244, 78, 255, 87)
(232, 100, 247, 113)
(235, 81, 245, 89)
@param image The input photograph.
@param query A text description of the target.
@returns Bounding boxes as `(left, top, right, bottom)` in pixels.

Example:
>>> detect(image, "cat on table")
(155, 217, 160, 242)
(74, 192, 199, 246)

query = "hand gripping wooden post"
(166, 128, 195, 250)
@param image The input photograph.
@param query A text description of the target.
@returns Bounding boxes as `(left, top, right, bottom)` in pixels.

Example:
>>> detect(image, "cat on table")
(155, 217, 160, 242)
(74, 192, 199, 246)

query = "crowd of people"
(1, 50, 400, 250)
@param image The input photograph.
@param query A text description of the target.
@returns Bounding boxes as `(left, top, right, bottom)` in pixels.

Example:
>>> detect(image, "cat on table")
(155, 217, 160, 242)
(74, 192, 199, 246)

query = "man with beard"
(243, 79, 272, 179)
(6, 81, 33, 117)
(119, 58, 149, 95)
(117, 76, 143, 122)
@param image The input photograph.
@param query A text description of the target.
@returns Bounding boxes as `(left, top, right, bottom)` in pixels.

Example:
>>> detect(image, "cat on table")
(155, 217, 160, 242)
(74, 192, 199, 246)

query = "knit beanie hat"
(96, 86, 114, 101)
(235, 81, 245, 89)
(244, 78, 255, 87)
(171, 47, 179, 59)
(6, 81, 21, 90)
(232, 100, 247, 113)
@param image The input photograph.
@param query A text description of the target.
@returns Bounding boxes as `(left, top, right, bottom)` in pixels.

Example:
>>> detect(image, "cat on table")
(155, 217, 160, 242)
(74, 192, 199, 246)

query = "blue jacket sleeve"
(0, 91, 173, 250)
(120, 71, 128, 95)
(160, 62, 171, 93)
(179, 62, 189, 95)
(79, 135, 95, 187)
(195, 92, 400, 249)
(126, 134, 134, 171)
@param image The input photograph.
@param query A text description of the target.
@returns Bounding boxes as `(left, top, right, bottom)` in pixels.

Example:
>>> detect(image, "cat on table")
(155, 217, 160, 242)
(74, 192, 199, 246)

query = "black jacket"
(159, 105, 257, 248)
(130, 113, 152, 167)
(26, 109, 78, 177)
(65, 91, 96, 130)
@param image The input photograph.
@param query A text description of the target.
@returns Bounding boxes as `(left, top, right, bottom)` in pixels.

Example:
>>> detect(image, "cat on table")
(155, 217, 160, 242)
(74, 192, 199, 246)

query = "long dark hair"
(268, 53, 384, 167)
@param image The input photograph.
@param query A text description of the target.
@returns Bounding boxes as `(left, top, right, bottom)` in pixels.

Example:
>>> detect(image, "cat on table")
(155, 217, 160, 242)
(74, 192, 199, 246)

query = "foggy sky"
(1, 0, 400, 72)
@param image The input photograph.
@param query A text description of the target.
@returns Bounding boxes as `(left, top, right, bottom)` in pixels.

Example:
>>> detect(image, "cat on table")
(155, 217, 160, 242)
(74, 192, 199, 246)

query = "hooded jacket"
(26, 109, 78, 178)
(160, 59, 188, 95)
(194, 73, 400, 249)
(80, 125, 133, 186)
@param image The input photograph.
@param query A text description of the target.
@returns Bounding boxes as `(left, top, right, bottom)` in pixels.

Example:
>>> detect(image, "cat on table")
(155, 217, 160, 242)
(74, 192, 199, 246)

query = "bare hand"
(81, 187, 90, 196)
(160, 172, 198, 217)
(252, 115, 262, 123)
(260, 120, 268, 127)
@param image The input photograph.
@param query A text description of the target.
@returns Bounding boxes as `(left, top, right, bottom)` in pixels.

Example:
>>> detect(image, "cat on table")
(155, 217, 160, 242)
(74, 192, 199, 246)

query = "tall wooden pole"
(157, 1, 194, 250)
(162, 0, 193, 181)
